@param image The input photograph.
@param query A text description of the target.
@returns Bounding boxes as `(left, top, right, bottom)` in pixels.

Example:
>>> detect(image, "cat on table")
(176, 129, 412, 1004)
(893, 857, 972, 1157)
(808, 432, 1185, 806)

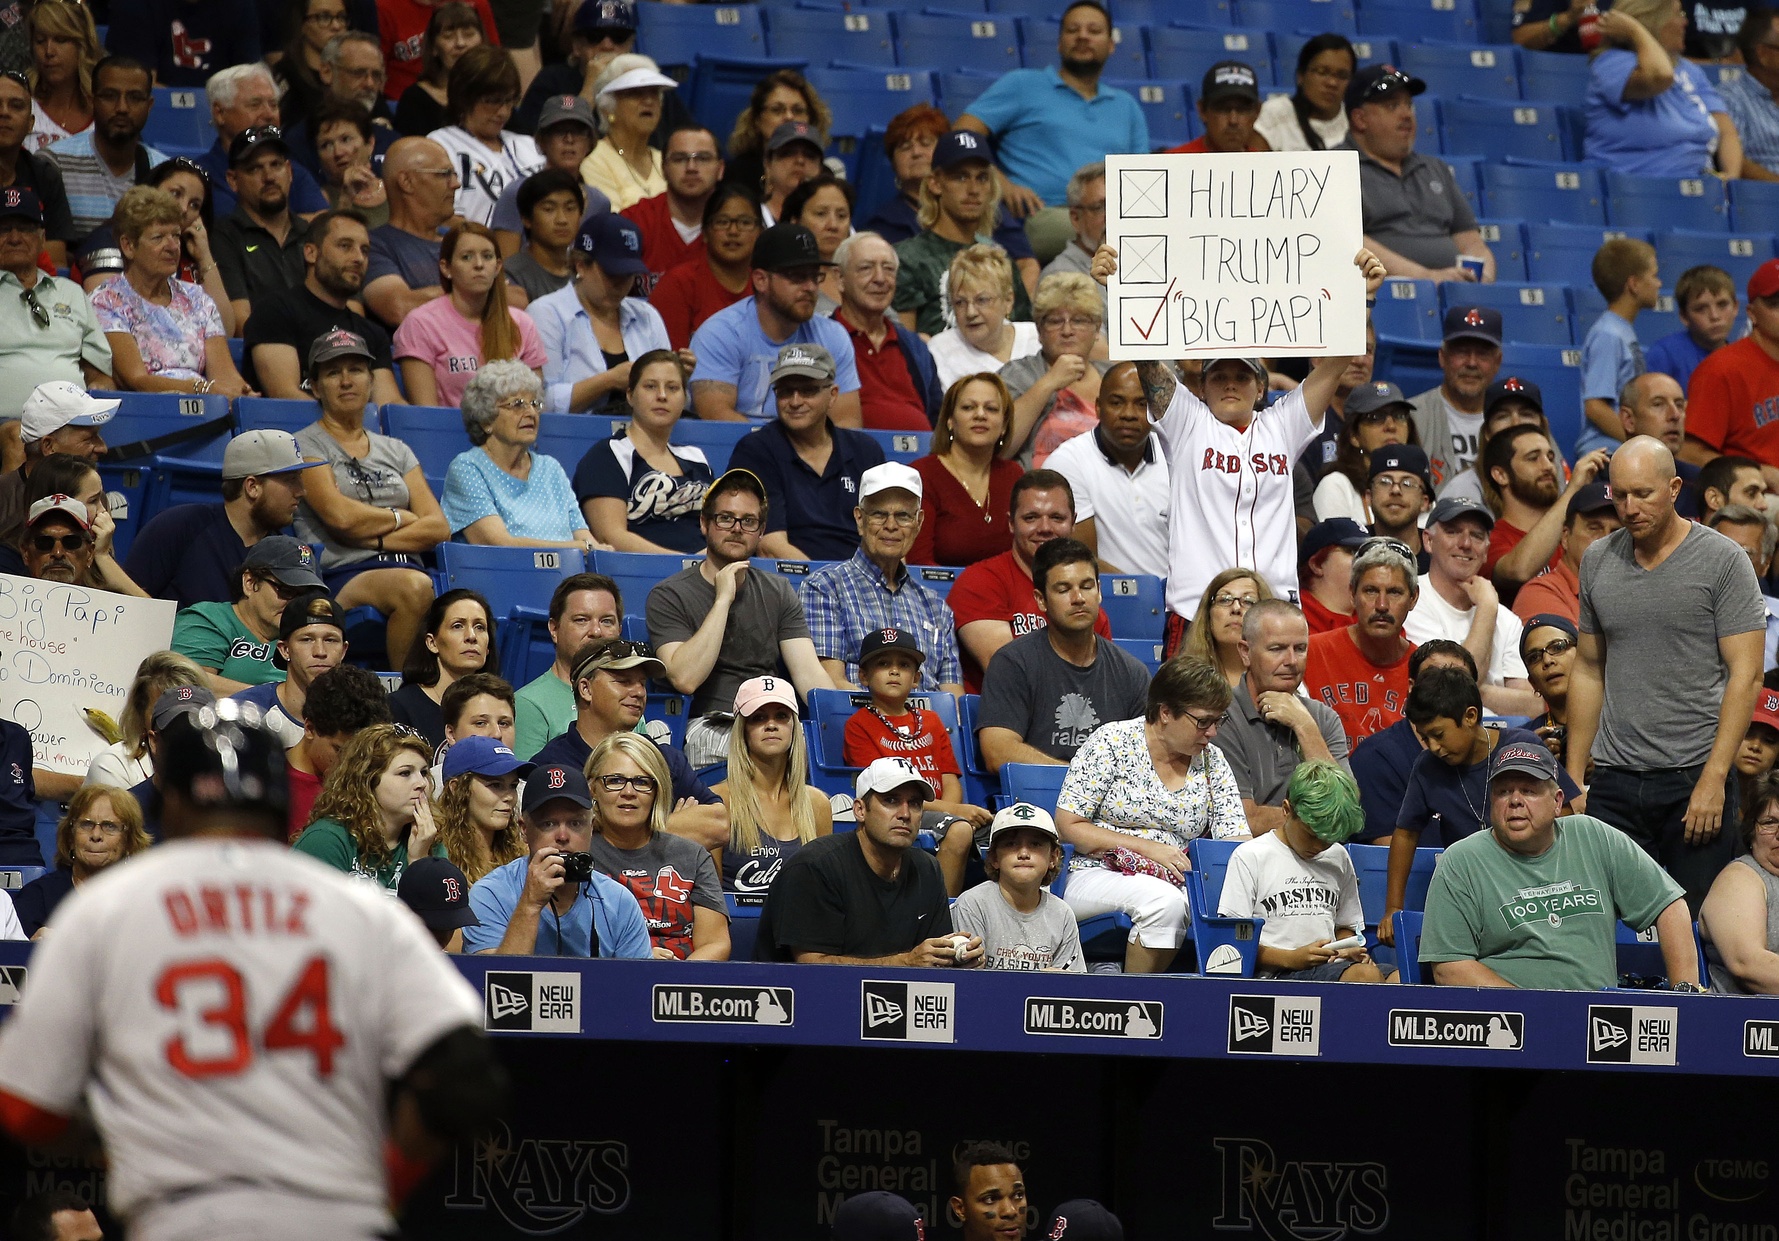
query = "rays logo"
(446, 1121, 631, 1234)
(1213, 1137, 1388, 1240)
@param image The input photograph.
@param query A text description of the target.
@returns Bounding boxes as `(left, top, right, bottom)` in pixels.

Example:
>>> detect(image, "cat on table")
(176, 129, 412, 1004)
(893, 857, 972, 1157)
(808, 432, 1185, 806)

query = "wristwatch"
(1672, 981, 1707, 993)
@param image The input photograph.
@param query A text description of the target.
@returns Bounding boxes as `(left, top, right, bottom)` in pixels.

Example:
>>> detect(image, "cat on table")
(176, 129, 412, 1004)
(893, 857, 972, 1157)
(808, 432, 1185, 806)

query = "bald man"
(1565, 436, 1767, 911)
(364, 137, 459, 329)
(1620, 372, 1702, 519)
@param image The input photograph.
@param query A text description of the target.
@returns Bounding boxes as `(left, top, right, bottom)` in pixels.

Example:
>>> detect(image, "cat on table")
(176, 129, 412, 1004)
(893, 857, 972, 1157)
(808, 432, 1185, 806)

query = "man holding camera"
(464, 763, 654, 957)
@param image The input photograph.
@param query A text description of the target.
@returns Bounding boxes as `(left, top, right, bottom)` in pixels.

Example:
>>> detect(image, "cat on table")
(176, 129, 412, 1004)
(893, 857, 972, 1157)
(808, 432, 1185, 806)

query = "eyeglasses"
(498, 397, 543, 413)
(1175, 708, 1223, 732)
(19, 284, 48, 328)
(953, 294, 1007, 314)
(666, 152, 719, 167)
(1211, 593, 1258, 611)
(596, 773, 658, 793)
(1756, 816, 1779, 837)
(31, 533, 87, 553)
(1040, 315, 1099, 332)
(76, 818, 124, 836)
(261, 576, 306, 602)
(1305, 65, 1353, 82)
(709, 511, 762, 531)
(1525, 637, 1576, 666)
(1359, 536, 1416, 560)
(864, 509, 919, 528)
(709, 214, 758, 232)
(1372, 477, 1424, 494)
(345, 458, 379, 505)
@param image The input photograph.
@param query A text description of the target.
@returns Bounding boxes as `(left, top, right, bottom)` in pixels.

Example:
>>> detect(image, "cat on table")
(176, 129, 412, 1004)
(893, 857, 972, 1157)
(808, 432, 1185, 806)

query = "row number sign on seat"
(533, 552, 563, 570)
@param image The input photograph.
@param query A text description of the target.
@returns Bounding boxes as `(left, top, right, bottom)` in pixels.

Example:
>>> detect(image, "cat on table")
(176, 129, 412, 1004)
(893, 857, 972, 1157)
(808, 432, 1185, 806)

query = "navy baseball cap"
(858, 626, 926, 669)
(1343, 380, 1411, 420)
(932, 129, 992, 170)
(1442, 305, 1503, 347)
(1042, 1200, 1125, 1241)
(573, 212, 648, 276)
(765, 119, 824, 158)
(1486, 375, 1544, 417)
(1488, 737, 1560, 784)
(1345, 63, 1426, 113)
(1518, 612, 1578, 664)
(574, 0, 636, 35)
(1201, 60, 1261, 106)
(521, 764, 594, 816)
(442, 735, 532, 782)
(397, 857, 481, 932)
(1427, 494, 1495, 531)
(1567, 479, 1616, 521)
(831, 1191, 924, 1241)
(228, 124, 291, 166)
(151, 684, 217, 732)
(242, 536, 326, 590)
(0, 187, 43, 226)
(1300, 517, 1370, 569)
(1368, 443, 1432, 488)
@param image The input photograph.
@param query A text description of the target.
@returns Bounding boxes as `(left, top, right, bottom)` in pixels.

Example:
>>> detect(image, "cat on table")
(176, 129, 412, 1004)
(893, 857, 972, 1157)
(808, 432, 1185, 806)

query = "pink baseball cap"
(733, 675, 799, 719)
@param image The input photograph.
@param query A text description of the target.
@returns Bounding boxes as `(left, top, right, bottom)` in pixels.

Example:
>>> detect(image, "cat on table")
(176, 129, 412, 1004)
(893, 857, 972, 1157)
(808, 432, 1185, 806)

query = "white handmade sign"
(0, 574, 176, 775)
(1105, 150, 1367, 360)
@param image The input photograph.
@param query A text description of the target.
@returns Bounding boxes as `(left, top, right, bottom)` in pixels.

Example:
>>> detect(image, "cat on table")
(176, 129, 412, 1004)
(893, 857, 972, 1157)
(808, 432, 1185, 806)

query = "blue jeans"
(1586, 764, 1737, 915)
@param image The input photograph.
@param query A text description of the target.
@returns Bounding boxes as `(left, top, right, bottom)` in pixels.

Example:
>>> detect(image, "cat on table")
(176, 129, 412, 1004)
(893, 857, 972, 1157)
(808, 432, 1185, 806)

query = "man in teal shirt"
(1420, 740, 1702, 991)
(513, 572, 624, 759)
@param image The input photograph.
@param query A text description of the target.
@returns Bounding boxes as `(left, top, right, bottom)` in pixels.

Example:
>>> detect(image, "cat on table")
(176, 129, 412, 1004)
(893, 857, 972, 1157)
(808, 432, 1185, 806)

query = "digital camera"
(559, 851, 595, 883)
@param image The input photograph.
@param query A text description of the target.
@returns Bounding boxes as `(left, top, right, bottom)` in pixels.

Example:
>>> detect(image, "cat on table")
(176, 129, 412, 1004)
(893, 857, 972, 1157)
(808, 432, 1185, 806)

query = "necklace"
(867, 704, 922, 743)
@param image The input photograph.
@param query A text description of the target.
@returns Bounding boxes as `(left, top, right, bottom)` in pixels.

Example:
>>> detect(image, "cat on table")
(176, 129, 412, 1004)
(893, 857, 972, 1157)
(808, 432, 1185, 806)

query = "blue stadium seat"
(590, 550, 705, 614)
(1018, 16, 1150, 77)
(1099, 573, 1164, 640)
(1475, 218, 1529, 282)
(764, 6, 898, 65)
(1112, 637, 1164, 674)
(637, 3, 767, 66)
(437, 544, 587, 685)
(686, 55, 807, 132)
(235, 396, 324, 436)
(1347, 841, 1439, 967)
(1729, 179, 1779, 232)
(726, 895, 761, 959)
(1410, 91, 1445, 153)
(894, 10, 1022, 72)
(1442, 153, 1484, 217)
(1568, 282, 1608, 328)
(1275, 32, 1395, 74)
(956, 693, 999, 807)
(1604, 171, 1730, 233)
(1478, 162, 1606, 225)
(1440, 98, 1569, 162)
(621, 614, 648, 643)
(805, 65, 940, 139)
(1399, 41, 1521, 102)
(807, 687, 966, 795)
(1125, 0, 1230, 26)
(1356, 0, 1480, 44)
(1370, 277, 1441, 342)
(670, 420, 750, 474)
(1373, 337, 1443, 397)
(644, 692, 691, 749)
(1105, 79, 1192, 151)
(1519, 48, 1592, 104)
(1001, 762, 1066, 814)
(1655, 230, 1779, 297)
(1235, 0, 1356, 35)
(1632, 298, 1683, 348)
(142, 86, 214, 154)
(939, 70, 998, 116)
(1393, 910, 1425, 982)
(750, 558, 842, 589)
(534, 412, 625, 477)
(107, 392, 234, 556)
(1441, 280, 1575, 345)
(1150, 25, 1278, 88)
(1185, 838, 1261, 975)
(861, 428, 931, 463)
(382, 405, 470, 494)
(1498, 342, 1585, 457)
(1525, 221, 1654, 288)
(851, 124, 898, 219)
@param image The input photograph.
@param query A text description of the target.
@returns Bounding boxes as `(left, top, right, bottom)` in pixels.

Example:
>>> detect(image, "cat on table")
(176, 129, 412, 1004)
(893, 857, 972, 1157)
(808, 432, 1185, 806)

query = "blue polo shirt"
(962, 67, 1150, 207)
(728, 419, 887, 562)
(463, 854, 654, 957)
(688, 296, 861, 420)
(1646, 329, 1714, 395)
(123, 503, 254, 610)
(0, 722, 39, 866)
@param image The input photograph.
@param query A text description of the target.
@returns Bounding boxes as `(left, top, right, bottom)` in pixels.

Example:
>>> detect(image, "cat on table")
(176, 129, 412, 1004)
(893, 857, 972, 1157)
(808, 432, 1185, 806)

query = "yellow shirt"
(580, 140, 666, 213)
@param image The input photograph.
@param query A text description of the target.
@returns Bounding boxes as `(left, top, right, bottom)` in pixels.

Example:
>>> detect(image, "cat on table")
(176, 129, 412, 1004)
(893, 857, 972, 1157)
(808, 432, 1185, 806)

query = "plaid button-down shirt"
(801, 551, 963, 689)
(1720, 71, 1779, 173)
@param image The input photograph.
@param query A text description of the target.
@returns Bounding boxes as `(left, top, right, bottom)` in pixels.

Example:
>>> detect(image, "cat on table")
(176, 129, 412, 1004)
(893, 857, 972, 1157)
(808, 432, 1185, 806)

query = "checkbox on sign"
(1120, 235, 1168, 284)
(1120, 295, 1168, 348)
(1120, 168, 1168, 217)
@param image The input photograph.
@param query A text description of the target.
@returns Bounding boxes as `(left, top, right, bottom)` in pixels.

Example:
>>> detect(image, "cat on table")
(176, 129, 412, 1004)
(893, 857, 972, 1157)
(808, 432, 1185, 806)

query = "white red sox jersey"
(0, 837, 481, 1231)
(1153, 384, 1322, 618)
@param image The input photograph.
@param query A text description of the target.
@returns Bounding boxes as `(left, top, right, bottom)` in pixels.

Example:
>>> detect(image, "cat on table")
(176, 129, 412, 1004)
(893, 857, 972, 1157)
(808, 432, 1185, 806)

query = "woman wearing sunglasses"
(295, 721, 449, 891)
(583, 731, 729, 960)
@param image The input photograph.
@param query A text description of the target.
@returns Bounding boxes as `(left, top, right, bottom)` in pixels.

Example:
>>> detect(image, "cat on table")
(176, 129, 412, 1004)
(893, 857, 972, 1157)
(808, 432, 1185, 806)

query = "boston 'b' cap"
(223, 428, 321, 480)
(830, 1191, 925, 1241)
(1345, 63, 1426, 113)
(242, 535, 326, 590)
(733, 675, 799, 721)
(573, 211, 649, 276)
(1487, 738, 1560, 785)
(521, 763, 594, 816)
(1566, 479, 1615, 521)
(1368, 442, 1432, 487)
(537, 94, 599, 134)
(752, 221, 830, 271)
(0, 187, 44, 226)
(1299, 517, 1370, 570)
(854, 756, 935, 801)
(397, 856, 481, 931)
(1201, 60, 1261, 105)
(1427, 494, 1495, 531)
(931, 129, 992, 170)
(151, 684, 217, 732)
(1041, 1200, 1125, 1241)
(1342, 380, 1411, 419)
(765, 119, 824, 158)
(1754, 686, 1779, 732)
(1486, 375, 1544, 417)
(1442, 304, 1503, 347)
(858, 626, 926, 670)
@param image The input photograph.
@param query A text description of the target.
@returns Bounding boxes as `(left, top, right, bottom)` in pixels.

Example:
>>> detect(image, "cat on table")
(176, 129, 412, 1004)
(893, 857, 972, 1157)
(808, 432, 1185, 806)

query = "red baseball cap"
(1749, 258, 1779, 301)
(1753, 688, 1779, 732)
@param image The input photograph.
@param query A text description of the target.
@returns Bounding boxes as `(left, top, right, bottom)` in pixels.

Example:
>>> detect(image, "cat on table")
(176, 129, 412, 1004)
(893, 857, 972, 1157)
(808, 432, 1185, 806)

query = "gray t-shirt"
(646, 564, 813, 719)
(504, 250, 571, 303)
(585, 830, 725, 958)
(1579, 523, 1766, 769)
(1215, 680, 1351, 806)
(292, 425, 422, 569)
(977, 630, 1150, 761)
(949, 882, 1085, 972)
(1352, 144, 1478, 272)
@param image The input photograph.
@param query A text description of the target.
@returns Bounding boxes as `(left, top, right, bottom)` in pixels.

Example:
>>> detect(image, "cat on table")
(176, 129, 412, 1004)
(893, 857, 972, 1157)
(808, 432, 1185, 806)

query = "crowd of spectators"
(0, 0, 1770, 999)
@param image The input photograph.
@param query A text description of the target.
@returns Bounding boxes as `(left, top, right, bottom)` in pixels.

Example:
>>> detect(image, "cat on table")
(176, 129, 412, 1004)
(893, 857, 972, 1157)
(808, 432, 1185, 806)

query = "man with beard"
(1405, 497, 1542, 716)
(1481, 423, 1610, 596)
(196, 64, 331, 220)
(1365, 445, 1434, 573)
(47, 57, 167, 243)
(690, 223, 861, 424)
(125, 430, 319, 608)
(19, 496, 98, 589)
(1304, 538, 1420, 746)
(213, 127, 307, 332)
(1409, 306, 1504, 489)
(243, 208, 404, 404)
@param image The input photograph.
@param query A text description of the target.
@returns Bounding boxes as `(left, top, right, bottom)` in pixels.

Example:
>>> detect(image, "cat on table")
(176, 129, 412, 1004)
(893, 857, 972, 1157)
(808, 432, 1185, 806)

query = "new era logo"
(1590, 1016, 1627, 1053)
(488, 979, 528, 1024)
(1585, 1005, 1677, 1065)
(485, 971, 581, 1033)
(1233, 1005, 1270, 1042)
(864, 991, 903, 1028)
(1228, 995, 1322, 1056)
(860, 980, 954, 1043)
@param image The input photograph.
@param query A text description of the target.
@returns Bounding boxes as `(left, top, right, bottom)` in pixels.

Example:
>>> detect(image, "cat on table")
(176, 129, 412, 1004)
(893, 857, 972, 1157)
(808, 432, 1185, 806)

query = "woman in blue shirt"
(1584, 0, 1745, 178)
(573, 350, 712, 553)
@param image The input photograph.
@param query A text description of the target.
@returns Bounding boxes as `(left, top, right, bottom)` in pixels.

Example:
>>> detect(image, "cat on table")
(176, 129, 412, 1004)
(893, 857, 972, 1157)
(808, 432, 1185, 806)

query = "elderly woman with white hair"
(926, 243, 1042, 393)
(580, 53, 679, 211)
(999, 271, 1111, 467)
(441, 359, 604, 551)
(428, 44, 544, 225)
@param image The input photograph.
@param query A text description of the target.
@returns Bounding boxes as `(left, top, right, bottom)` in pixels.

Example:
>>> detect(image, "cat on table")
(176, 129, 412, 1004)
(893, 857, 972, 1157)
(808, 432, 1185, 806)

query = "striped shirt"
(45, 133, 167, 241)
(800, 550, 964, 690)
(1718, 71, 1779, 174)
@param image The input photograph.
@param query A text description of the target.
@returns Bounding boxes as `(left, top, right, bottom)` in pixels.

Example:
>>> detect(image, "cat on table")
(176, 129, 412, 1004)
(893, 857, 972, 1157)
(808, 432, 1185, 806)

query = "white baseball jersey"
(1153, 384, 1323, 618)
(0, 837, 481, 1230)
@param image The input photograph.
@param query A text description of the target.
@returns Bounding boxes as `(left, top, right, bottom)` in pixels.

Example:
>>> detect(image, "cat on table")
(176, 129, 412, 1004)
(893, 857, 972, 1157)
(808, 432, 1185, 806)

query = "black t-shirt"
(242, 284, 396, 389)
(1684, 1, 1746, 58)
(755, 831, 952, 962)
(121, 502, 251, 609)
(7, 151, 77, 244)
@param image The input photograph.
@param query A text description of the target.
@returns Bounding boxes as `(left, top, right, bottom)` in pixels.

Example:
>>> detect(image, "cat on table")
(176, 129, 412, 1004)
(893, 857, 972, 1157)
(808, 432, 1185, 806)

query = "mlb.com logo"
(1228, 995, 1322, 1056)
(860, 980, 955, 1043)
(1586, 1004, 1678, 1065)
(485, 971, 582, 1034)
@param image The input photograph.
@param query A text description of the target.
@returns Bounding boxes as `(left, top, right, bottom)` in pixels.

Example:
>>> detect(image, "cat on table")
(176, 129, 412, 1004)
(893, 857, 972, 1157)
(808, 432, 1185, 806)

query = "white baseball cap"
(854, 756, 934, 800)
(987, 801, 1059, 846)
(597, 65, 679, 97)
(21, 382, 119, 444)
(859, 461, 922, 503)
(25, 493, 91, 532)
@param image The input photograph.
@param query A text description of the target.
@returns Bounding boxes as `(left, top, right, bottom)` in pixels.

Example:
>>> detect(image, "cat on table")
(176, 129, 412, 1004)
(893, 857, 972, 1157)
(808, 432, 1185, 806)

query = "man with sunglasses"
(19, 494, 97, 591)
(170, 536, 328, 695)
(529, 638, 728, 849)
(648, 468, 835, 768)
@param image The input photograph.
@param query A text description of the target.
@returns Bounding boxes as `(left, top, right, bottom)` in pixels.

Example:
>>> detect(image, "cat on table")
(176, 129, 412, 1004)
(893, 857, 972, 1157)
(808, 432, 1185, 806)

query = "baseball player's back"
(0, 837, 482, 1241)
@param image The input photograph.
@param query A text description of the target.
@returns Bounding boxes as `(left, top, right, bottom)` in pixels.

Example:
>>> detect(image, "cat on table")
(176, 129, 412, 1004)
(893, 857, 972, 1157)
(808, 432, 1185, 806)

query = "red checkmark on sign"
(1128, 278, 1176, 341)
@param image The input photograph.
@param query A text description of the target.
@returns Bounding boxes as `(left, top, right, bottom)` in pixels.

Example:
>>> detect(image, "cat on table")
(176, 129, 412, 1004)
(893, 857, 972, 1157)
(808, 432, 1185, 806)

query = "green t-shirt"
(514, 670, 575, 761)
(171, 601, 284, 687)
(1419, 814, 1684, 991)
(893, 228, 1034, 337)
(292, 817, 447, 892)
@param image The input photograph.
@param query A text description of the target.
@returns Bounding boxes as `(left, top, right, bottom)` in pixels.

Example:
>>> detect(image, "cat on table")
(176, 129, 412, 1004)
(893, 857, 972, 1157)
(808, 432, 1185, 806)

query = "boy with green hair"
(1217, 760, 1392, 982)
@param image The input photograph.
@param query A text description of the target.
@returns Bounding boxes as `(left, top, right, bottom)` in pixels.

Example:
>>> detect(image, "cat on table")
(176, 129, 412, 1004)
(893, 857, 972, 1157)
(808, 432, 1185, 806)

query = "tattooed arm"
(1135, 360, 1179, 425)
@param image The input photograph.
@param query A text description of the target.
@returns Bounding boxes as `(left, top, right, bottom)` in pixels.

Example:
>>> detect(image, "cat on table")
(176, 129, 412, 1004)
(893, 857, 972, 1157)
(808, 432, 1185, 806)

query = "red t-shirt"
(1685, 336, 1779, 469)
(1483, 517, 1563, 582)
(949, 550, 1113, 693)
(836, 308, 929, 432)
(908, 454, 1021, 568)
(622, 193, 705, 294)
(1511, 557, 1580, 624)
(1300, 590, 1351, 636)
(286, 762, 322, 844)
(377, 0, 500, 100)
(843, 705, 962, 785)
(1164, 136, 1270, 154)
(1304, 626, 1415, 744)
(650, 256, 749, 350)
